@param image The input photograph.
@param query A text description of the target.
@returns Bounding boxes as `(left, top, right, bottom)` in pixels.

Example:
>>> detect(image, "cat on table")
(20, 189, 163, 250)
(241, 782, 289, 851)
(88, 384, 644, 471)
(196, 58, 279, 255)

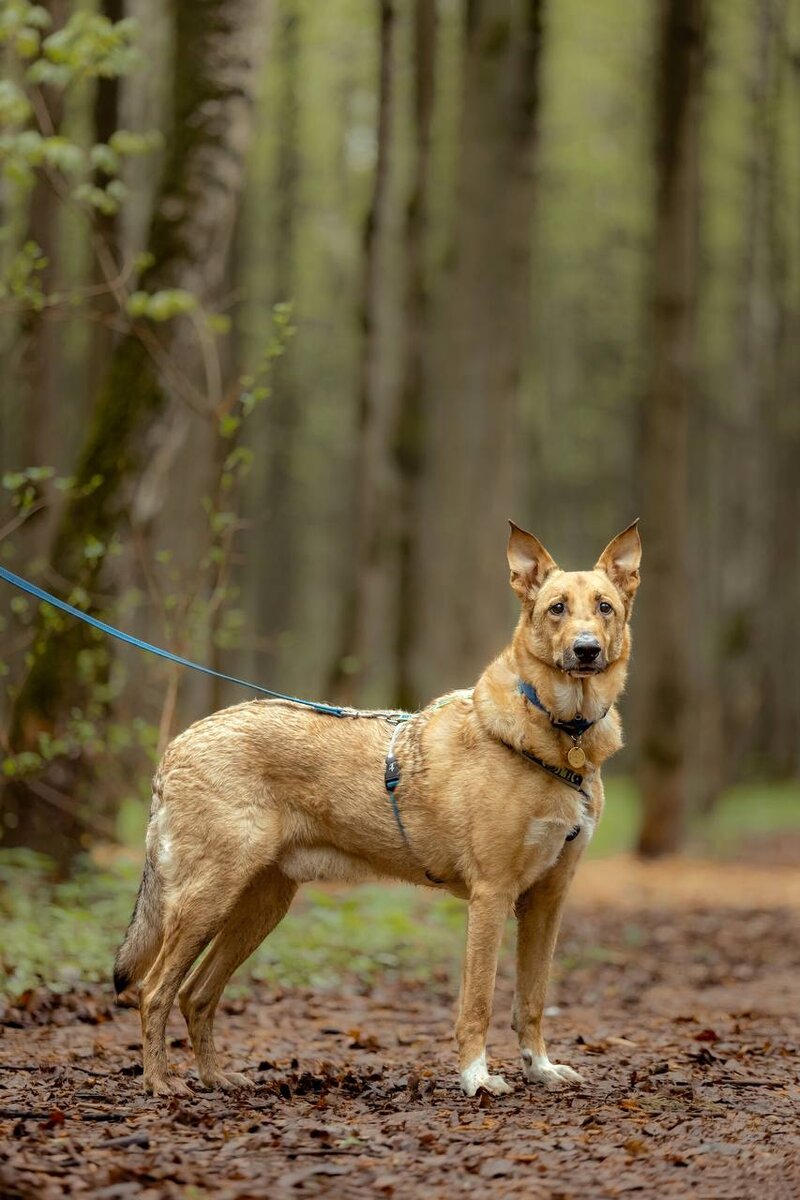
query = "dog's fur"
(115, 521, 641, 1097)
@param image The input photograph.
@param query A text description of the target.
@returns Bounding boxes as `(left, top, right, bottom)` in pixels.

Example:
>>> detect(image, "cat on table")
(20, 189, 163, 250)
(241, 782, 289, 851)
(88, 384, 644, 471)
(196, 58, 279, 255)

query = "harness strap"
(384, 723, 445, 886)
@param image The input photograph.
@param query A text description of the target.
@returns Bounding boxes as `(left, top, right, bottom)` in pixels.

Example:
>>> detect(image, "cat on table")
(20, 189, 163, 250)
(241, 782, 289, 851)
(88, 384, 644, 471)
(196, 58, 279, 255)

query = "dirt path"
(1, 858, 798, 1199)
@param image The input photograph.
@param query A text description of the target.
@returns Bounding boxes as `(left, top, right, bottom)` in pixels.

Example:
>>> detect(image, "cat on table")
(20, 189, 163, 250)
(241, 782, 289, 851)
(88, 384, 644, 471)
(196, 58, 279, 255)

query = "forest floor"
(1, 844, 799, 1199)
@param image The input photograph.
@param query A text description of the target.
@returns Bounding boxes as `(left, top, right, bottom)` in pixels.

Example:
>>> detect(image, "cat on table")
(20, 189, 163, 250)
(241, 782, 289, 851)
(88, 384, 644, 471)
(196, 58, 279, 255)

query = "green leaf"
(0, 80, 32, 126)
(218, 413, 240, 439)
(89, 142, 120, 176)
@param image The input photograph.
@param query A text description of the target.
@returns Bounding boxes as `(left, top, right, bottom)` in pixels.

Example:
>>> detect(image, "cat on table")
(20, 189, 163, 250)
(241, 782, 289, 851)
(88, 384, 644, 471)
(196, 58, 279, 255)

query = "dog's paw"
(198, 1070, 254, 1092)
(144, 1074, 193, 1098)
(460, 1054, 514, 1097)
(521, 1049, 584, 1089)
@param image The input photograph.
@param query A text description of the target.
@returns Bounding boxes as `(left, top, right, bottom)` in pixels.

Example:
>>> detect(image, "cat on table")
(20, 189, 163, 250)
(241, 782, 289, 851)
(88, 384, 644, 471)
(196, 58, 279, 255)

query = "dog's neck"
(472, 628, 629, 771)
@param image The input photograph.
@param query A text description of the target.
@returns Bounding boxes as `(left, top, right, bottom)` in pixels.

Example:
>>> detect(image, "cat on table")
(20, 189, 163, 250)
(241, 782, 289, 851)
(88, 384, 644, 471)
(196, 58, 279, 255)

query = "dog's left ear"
(595, 520, 642, 608)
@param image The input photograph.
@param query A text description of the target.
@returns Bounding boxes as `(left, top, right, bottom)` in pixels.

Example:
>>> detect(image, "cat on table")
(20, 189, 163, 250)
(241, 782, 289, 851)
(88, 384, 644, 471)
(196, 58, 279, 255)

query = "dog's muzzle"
(562, 634, 605, 675)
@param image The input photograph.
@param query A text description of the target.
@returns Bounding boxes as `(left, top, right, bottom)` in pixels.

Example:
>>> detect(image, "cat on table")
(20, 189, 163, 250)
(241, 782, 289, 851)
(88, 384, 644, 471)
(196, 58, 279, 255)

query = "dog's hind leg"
(139, 890, 237, 1097)
(179, 866, 296, 1091)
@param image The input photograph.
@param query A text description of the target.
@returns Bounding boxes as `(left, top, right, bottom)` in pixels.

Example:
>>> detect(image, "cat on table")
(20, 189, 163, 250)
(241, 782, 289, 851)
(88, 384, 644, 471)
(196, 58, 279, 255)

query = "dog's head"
(506, 521, 641, 678)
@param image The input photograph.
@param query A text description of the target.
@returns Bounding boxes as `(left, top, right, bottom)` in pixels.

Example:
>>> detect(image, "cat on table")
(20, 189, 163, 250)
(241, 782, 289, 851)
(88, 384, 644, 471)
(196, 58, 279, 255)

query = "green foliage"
(0, 0, 159, 308)
(126, 288, 198, 321)
(0, 850, 144, 994)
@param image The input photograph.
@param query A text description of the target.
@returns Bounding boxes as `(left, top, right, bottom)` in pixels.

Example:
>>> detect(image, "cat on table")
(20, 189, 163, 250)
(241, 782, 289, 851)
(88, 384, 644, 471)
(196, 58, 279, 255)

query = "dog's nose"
(573, 636, 601, 663)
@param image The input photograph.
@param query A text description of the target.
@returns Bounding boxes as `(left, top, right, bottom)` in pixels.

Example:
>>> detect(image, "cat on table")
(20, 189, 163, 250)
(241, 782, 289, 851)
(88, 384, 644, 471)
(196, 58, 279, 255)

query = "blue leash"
(0, 564, 353, 718)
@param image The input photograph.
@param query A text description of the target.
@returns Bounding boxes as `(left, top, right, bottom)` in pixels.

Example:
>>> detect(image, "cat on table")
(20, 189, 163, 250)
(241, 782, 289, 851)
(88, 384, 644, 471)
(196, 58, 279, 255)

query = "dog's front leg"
(456, 886, 514, 1097)
(513, 853, 584, 1089)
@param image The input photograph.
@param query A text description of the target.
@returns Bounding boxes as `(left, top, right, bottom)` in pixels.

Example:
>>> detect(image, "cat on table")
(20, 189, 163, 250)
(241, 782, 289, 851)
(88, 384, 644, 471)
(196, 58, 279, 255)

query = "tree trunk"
(88, 0, 125, 399)
(413, 0, 544, 700)
(327, 0, 396, 703)
(391, 0, 437, 712)
(1, 0, 268, 863)
(258, 0, 301, 682)
(636, 0, 704, 857)
(706, 0, 779, 798)
(761, 0, 800, 776)
(15, 0, 68, 493)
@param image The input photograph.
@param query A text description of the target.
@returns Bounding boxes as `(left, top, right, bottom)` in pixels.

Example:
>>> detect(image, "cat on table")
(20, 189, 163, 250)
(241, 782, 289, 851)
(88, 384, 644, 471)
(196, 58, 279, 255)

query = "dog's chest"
(522, 818, 571, 873)
(518, 801, 594, 888)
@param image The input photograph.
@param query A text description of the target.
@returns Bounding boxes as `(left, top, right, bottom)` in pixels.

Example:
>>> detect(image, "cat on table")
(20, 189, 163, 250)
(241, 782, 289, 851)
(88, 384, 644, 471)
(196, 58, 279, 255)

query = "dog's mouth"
(560, 659, 607, 678)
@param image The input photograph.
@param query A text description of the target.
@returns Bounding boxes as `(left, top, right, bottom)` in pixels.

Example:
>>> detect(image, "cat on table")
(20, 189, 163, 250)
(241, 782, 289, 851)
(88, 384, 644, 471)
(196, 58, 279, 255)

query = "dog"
(114, 519, 641, 1097)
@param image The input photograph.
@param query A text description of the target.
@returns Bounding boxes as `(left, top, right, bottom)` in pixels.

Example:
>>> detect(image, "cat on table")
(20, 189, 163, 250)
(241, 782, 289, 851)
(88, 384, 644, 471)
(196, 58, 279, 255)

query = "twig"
(101, 1133, 150, 1148)
(25, 778, 119, 842)
(716, 1076, 784, 1088)
(0, 499, 49, 543)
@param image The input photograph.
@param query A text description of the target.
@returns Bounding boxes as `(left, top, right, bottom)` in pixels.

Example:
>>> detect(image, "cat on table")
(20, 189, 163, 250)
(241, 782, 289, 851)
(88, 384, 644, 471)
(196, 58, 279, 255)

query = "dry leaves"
(1, 904, 799, 1198)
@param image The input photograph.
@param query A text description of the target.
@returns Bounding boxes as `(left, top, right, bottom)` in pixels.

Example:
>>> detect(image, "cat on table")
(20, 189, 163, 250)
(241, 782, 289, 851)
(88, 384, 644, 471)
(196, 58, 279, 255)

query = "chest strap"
(384, 725, 446, 886)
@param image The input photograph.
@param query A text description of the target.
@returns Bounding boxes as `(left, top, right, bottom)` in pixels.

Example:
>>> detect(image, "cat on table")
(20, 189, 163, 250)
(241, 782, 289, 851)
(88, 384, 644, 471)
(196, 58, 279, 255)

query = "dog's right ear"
(507, 521, 558, 603)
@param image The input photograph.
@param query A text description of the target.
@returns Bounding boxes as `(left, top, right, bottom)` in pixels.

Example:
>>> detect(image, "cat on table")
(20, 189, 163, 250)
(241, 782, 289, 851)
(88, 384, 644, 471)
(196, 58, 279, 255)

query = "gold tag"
(567, 745, 586, 769)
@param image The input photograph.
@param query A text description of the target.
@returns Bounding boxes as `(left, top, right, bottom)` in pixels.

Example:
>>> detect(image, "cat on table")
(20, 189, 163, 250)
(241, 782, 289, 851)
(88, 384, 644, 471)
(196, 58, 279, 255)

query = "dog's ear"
(507, 521, 558, 602)
(595, 520, 641, 606)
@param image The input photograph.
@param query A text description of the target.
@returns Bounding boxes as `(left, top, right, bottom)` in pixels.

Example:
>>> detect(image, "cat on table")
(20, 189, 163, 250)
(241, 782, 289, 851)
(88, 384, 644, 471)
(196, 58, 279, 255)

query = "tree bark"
(258, 0, 301, 682)
(636, 0, 704, 857)
(392, 0, 437, 712)
(761, 0, 800, 776)
(14, 0, 68, 489)
(1, 0, 268, 863)
(87, 0, 125, 399)
(413, 0, 544, 700)
(327, 0, 396, 703)
(705, 0, 778, 799)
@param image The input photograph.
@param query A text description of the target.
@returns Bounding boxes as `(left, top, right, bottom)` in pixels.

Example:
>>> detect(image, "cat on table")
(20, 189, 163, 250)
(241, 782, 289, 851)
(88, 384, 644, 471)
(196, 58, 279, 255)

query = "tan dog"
(115, 520, 641, 1097)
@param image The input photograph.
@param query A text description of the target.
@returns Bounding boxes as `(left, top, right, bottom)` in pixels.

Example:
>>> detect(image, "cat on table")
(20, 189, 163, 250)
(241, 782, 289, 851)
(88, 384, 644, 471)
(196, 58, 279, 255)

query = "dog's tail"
(113, 851, 164, 997)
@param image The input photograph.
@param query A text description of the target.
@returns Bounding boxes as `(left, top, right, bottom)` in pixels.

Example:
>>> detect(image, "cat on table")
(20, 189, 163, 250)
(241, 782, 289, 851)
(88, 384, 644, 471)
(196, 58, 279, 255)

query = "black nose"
(573, 636, 601, 663)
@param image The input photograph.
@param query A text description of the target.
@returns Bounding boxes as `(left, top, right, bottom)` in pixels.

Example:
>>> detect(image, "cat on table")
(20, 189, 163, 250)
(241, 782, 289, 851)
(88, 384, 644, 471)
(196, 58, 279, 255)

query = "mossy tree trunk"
(2, 0, 267, 863)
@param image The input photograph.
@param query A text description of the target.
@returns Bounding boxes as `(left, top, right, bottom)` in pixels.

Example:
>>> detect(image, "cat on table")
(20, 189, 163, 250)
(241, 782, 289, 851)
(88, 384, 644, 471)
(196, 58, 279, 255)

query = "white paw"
(521, 1049, 584, 1089)
(460, 1053, 514, 1097)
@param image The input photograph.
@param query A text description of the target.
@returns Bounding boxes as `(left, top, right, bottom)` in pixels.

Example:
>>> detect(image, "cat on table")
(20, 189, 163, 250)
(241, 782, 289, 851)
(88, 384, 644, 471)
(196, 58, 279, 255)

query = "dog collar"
(501, 739, 590, 802)
(517, 679, 606, 738)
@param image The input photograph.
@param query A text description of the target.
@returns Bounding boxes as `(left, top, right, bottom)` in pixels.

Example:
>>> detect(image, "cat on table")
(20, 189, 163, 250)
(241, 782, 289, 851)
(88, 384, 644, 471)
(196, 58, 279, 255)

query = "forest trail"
(1, 856, 798, 1199)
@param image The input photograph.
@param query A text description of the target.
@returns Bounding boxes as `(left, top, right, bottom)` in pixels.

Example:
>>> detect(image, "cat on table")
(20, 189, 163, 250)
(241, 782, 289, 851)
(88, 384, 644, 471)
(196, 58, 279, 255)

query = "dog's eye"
(549, 602, 565, 616)
(598, 600, 613, 615)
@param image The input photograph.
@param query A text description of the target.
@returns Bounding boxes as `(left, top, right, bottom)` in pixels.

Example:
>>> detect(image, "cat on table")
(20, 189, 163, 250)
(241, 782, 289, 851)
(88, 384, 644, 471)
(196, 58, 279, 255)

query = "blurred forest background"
(1, 0, 799, 886)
